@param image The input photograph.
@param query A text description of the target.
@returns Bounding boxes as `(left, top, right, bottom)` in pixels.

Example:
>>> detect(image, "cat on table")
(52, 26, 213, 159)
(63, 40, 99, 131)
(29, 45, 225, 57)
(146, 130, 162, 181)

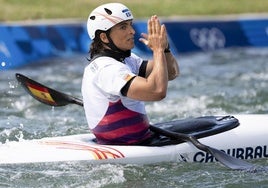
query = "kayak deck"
(0, 114, 267, 165)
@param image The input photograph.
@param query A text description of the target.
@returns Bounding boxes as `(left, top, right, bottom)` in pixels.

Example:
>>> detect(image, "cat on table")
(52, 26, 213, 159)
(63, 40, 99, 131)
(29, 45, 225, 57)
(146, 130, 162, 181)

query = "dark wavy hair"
(89, 30, 106, 59)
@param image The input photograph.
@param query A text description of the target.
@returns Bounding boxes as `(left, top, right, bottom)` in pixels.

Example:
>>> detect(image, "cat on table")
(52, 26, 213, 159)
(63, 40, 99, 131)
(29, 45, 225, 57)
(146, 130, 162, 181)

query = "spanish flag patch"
(123, 74, 133, 82)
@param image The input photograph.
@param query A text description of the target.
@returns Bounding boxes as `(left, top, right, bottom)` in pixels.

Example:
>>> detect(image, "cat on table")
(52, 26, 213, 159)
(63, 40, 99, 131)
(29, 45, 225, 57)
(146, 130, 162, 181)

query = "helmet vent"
(104, 8, 112, 15)
(90, 16, 95, 20)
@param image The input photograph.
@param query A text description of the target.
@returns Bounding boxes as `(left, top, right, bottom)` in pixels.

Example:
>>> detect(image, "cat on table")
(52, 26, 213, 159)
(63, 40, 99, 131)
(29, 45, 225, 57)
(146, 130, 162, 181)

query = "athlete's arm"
(142, 23, 180, 80)
(124, 15, 168, 101)
(146, 52, 179, 80)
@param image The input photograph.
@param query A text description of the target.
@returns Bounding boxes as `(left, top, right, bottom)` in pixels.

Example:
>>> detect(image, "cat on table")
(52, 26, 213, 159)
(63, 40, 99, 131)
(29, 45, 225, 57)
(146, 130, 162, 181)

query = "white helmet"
(87, 3, 134, 40)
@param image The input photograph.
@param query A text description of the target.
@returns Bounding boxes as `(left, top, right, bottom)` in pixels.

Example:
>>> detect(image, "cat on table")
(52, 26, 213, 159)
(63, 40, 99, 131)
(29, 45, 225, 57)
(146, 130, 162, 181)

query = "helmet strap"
(103, 30, 131, 60)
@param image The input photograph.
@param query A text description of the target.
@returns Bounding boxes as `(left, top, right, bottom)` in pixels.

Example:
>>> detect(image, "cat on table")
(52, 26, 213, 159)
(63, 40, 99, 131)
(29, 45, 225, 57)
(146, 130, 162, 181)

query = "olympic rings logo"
(190, 27, 226, 51)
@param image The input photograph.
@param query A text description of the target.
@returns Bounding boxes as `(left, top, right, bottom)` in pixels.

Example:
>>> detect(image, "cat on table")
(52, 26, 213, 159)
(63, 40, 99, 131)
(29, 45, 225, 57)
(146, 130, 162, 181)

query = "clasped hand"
(139, 15, 168, 52)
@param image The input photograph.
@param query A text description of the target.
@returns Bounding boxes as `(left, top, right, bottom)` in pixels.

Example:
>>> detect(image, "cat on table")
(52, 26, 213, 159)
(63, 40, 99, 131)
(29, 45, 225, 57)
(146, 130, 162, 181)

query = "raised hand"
(139, 15, 167, 52)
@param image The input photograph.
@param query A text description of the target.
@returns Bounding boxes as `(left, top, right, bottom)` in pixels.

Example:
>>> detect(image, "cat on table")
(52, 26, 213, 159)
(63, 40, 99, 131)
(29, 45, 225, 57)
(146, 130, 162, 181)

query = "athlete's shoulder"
(90, 56, 121, 68)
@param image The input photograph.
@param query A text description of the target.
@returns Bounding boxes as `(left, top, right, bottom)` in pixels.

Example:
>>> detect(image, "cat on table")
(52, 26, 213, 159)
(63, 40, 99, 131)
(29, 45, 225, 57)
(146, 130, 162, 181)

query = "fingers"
(151, 16, 157, 34)
(150, 15, 161, 34)
(147, 15, 160, 35)
(139, 33, 148, 45)
(161, 24, 166, 37)
(140, 33, 148, 40)
(139, 38, 148, 46)
(161, 25, 169, 49)
(140, 15, 168, 50)
(161, 25, 167, 41)
(155, 16, 161, 34)
(148, 17, 152, 36)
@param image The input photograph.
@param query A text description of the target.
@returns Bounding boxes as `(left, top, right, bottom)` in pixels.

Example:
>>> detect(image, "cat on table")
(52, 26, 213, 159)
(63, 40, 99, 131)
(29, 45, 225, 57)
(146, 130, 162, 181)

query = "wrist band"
(164, 43, 170, 53)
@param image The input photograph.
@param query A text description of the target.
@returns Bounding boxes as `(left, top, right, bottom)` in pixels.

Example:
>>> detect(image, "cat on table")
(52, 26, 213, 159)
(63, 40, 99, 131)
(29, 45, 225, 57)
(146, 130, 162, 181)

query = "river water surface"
(0, 48, 268, 187)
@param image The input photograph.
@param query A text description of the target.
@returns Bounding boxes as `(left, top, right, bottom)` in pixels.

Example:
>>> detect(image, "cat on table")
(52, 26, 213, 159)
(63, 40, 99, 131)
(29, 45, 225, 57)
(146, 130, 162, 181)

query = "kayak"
(2, 73, 265, 170)
(0, 114, 267, 165)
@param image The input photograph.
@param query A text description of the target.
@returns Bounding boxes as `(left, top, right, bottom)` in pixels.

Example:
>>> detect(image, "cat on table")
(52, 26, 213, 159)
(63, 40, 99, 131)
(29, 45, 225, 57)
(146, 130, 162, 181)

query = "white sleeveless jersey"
(81, 53, 147, 129)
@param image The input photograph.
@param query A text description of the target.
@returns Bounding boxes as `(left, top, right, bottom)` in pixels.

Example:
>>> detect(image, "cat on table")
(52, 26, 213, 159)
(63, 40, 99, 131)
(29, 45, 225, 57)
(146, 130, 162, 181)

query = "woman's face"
(109, 20, 135, 51)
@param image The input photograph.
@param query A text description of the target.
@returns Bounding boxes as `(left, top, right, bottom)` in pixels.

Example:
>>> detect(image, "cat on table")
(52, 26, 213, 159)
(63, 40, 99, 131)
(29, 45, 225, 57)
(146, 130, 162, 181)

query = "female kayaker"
(82, 3, 179, 145)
